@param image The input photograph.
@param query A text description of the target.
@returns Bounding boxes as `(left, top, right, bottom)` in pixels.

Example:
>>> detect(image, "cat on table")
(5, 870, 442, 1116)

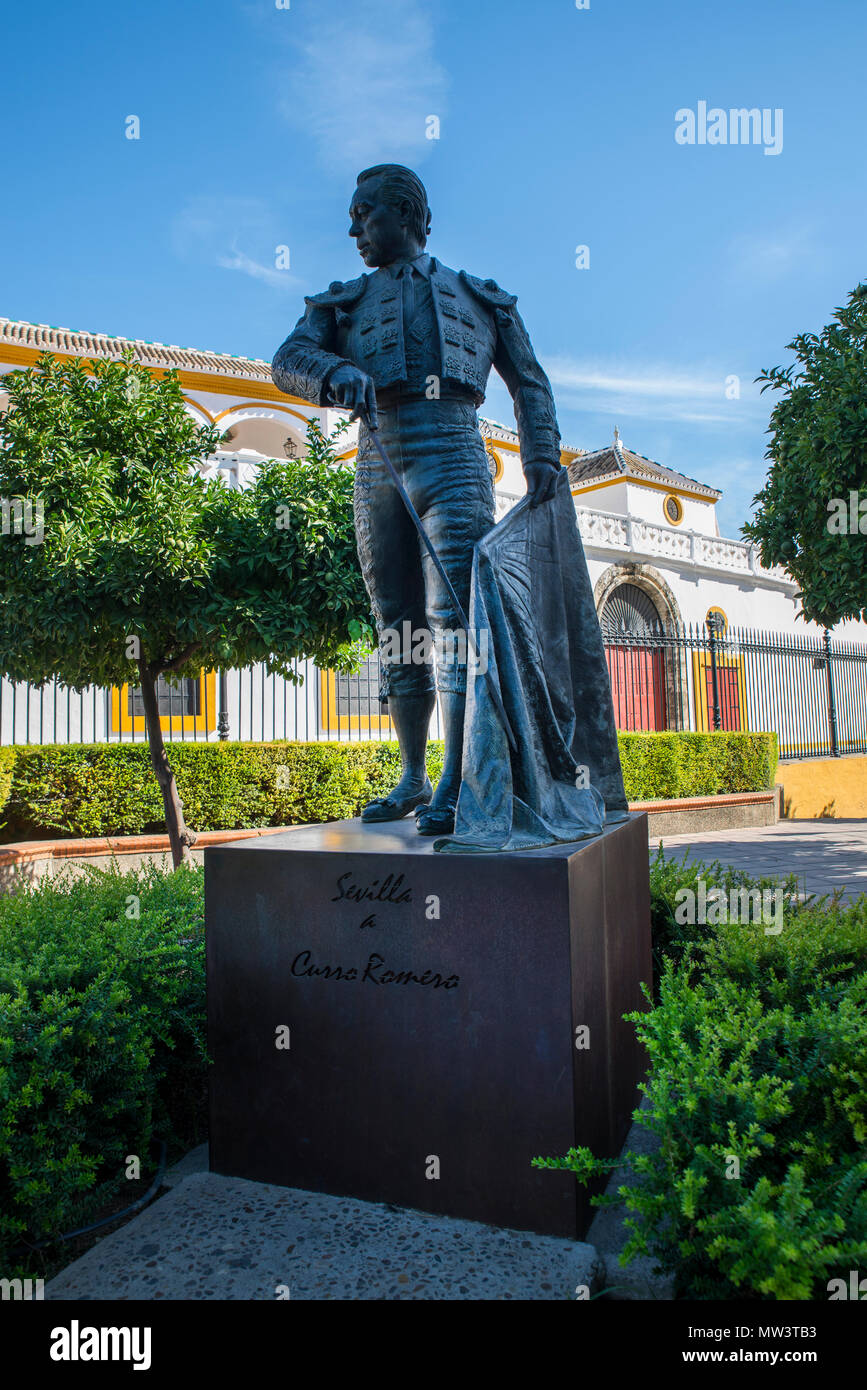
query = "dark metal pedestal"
(205, 813, 652, 1239)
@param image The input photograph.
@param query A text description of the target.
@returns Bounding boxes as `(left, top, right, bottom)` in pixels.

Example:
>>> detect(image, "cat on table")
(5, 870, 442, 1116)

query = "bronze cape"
(435, 471, 629, 853)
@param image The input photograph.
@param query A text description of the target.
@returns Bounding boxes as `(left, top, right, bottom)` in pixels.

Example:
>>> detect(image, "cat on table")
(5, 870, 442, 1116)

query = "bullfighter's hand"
(327, 364, 379, 430)
(524, 460, 560, 508)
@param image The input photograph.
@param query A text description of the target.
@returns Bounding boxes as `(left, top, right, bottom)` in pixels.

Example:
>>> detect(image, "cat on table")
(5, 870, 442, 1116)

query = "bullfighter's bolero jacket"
(271, 258, 562, 469)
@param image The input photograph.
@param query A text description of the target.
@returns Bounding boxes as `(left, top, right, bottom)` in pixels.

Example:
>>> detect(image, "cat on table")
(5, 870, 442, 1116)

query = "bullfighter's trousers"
(354, 396, 496, 699)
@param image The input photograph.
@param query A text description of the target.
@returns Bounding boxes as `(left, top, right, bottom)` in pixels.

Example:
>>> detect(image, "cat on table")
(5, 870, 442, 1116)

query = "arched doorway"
(599, 584, 663, 638)
(599, 582, 667, 731)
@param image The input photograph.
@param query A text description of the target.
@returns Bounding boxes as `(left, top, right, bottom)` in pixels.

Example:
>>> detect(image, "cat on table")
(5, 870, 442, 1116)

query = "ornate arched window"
(599, 583, 663, 636)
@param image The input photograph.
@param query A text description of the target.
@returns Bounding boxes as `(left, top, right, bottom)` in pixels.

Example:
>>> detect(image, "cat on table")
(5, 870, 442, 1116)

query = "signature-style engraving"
(291, 949, 459, 990)
(331, 870, 412, 906)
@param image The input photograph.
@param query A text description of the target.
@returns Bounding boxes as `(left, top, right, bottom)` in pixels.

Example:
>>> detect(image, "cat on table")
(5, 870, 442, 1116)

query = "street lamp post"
(706, 612, 724, 732)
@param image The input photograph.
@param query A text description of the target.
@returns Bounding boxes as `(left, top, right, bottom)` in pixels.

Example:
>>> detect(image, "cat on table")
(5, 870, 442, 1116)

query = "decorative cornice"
(0, 317, 273, 379)
(572, 473, 719, 504)
(0, 319, 314, 409)
(478, 415, 583, 465)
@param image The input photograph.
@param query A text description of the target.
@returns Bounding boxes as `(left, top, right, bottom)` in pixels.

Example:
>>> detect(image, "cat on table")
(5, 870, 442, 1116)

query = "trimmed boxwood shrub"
(0, 741, 443, 841)
(0, 732, 775, 842)
(0, 862, 206, 1269)
(536, 848, 867, 1300)
(0, 748, 15, 829)
(619, 731, 778, 802)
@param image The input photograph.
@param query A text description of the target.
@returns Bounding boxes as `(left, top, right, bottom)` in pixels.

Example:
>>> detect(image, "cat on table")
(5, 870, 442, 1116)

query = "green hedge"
(0, 732, 775, 841)
(618, 731, 778, 802)
(0, 748, 15, 829)
(536, 848, 867, 1300)
(0, 741, 443, 840)
(0, 863, 206, 1270)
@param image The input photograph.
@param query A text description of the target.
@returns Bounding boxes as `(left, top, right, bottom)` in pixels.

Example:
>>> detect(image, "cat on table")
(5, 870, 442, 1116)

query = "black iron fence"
(1, 624, 865, 761)
(601, 622, 867, 759)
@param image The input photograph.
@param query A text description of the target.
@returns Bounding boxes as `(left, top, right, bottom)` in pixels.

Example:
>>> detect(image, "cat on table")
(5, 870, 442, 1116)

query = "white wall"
(623, 482, 718, 536)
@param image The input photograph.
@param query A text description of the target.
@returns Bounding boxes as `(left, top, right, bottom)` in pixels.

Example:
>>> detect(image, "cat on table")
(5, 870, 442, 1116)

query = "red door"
(605, 646, 667, 731)
(705, 665, 741, 730)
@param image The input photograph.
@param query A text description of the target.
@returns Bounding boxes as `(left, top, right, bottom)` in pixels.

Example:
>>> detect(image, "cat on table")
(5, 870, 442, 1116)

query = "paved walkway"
(654, 819, 867, 901)
(46, 1156, 602, 1302)
(45, 1105, 668, 1303)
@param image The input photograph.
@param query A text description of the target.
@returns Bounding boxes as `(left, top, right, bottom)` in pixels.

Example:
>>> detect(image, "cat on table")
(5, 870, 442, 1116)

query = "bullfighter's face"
(349, 176, 414, 268)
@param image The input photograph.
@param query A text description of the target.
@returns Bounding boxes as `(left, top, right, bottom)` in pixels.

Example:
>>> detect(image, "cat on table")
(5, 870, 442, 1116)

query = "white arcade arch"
(213, 403, 311, 460)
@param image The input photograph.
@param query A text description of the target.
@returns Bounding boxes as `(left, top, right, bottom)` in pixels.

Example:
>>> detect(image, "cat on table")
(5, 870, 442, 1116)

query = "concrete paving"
(45, 1163, 603, 1302)
(586, 1101, 674, 1302)
(652, 818, 867, 902)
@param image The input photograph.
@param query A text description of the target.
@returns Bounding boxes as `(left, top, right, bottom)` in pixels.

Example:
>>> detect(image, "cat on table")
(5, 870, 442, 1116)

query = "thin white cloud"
(217, 246, 298, 292)
(546, 361, 725, 399)
(726, 226, 816, 282)
(544, 356, 766, 424)
(171, 196, 302, 291)
(277, 0, 448, 173)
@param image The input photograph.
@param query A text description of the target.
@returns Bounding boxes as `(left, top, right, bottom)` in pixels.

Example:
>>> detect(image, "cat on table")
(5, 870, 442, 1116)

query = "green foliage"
(743, 282, 867, 627)
(0, 733, 768, 841)
(0, 354, 374, 688)
(1, 741, 444, 840)
(619, 731, 777, 802)
(535, 849, 867, 1299)
(646, 844, 797, 994)
(0, 355, 375, 860)
(0, 748, 15, 828)
(0, 862, 206, 1267)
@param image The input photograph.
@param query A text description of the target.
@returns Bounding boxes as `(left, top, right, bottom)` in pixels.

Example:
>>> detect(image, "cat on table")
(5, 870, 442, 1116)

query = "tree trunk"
(137, 659, 197, 869)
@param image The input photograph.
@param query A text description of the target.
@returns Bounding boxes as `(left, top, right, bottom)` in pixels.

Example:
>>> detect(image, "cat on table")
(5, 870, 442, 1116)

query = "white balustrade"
(574, 506, 790, 583)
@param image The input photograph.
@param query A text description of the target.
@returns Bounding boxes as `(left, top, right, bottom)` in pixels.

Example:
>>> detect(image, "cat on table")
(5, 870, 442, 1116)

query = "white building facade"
(1, 317, 865, 753)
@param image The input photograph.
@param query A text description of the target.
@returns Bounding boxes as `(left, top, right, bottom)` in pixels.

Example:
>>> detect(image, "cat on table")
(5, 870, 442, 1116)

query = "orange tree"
(744, 282, 867, 627)
(0, 353, 372, 866)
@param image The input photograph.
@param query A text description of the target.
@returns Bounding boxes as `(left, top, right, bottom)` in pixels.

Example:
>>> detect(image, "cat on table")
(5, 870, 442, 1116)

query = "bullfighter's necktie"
(400, 262, 416, 337)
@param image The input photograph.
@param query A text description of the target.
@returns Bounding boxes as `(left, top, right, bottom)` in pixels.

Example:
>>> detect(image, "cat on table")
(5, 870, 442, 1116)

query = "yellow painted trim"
(780, 741, 864, 756)
(692, 651, 748, 733)
(663, 493, 684, 525)
(182, 396, 216, 422)
(319, 669, 392, 733)
(467, 434, 582, 467)
(571, 474, 717, 504)
(486, 445, 505, 484)
(181, 372, 307, 405)
(0, 343, 314, 408)
(213, 401, 312, 426)
(706, 605, 729, 632)
(111, 670, 217, 735)
(483, 436, 519, 453)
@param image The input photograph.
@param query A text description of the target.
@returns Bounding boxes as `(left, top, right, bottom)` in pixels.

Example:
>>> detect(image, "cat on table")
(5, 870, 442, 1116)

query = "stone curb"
(45, 1169, 605, 1302)
(0, 790, 774, 870)
(0, 825, 287, 869)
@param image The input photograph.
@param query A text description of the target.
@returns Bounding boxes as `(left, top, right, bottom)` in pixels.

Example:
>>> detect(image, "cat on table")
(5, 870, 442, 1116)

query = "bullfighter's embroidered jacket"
(271, 258, 561, 468)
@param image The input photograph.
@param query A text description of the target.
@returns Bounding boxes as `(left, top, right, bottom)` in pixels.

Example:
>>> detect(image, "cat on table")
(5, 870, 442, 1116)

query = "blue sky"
(2, 0, 864, 537)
